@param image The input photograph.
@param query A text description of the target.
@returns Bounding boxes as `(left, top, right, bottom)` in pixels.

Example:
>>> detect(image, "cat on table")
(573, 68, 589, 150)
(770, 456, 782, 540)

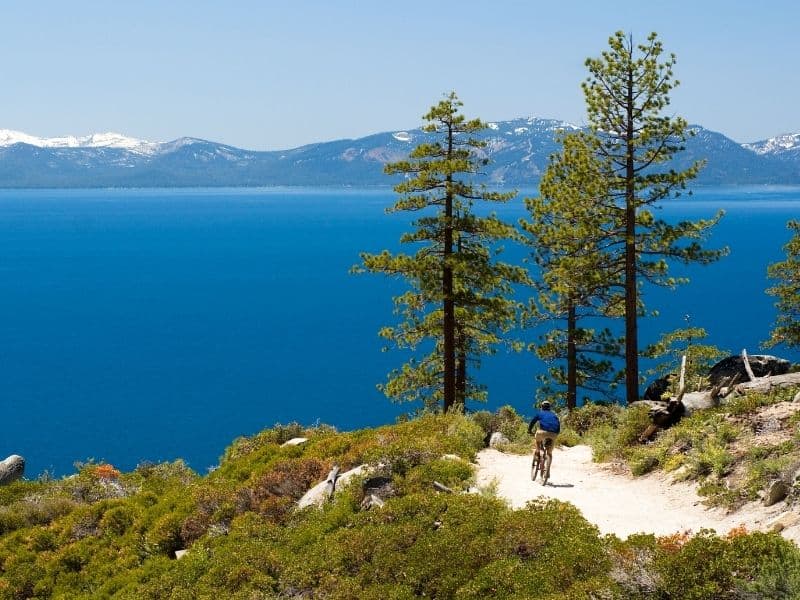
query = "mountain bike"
(530, 438, 553, 486)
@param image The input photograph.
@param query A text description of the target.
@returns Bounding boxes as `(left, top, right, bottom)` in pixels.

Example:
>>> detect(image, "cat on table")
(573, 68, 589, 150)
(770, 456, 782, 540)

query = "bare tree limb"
(741, 348, 757, 382)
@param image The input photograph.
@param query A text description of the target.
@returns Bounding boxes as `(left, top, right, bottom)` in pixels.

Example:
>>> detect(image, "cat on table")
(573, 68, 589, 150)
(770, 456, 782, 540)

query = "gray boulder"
(708, 355, 790, 385)
(763, 479, 790, 507)
(0, 455, 25, 485)
(363, 475, 395, 500)
(489, 432, 510, 448)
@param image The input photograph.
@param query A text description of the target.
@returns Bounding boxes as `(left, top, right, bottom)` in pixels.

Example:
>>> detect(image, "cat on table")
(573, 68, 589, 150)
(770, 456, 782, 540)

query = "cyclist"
(528, 401, 560, 478)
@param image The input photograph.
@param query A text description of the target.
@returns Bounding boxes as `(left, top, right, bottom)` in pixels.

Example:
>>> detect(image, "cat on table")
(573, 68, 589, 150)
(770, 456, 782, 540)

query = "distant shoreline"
(2, 182, 800, 192)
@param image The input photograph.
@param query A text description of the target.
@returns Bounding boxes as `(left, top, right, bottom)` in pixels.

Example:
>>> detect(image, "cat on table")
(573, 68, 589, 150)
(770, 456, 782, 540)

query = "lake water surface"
(0, 186, 797, 475)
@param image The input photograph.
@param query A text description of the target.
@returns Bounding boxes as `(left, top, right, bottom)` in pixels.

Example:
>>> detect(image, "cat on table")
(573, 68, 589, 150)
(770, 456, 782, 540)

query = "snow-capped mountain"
(0, 129, 160, 155)
(0, 121, 798, 188)
(742, 133, 800, 159)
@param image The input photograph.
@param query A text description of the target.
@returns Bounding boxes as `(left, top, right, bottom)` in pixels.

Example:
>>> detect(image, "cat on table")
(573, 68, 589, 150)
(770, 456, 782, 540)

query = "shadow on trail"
(543, 482, 575, 488)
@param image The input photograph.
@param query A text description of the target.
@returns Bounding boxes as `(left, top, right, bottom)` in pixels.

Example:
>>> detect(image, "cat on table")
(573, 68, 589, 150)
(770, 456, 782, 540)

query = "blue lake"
(0, 186, 798, 476)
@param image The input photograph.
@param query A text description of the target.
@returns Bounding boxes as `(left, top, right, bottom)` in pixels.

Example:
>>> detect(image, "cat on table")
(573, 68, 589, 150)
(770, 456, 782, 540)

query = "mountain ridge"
(0, 119, 798, 188)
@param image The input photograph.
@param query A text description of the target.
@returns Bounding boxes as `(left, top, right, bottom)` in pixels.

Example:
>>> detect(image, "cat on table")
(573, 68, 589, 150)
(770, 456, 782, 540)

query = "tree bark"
(442, 121, 456, 412)
(455, 235, 466, 410)
(624, 57, 639, 404)
(566, 299, 577, 410)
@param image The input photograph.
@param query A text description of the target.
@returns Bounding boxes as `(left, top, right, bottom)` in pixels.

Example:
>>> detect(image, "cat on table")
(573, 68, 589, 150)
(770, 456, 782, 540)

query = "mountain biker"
(528, 400, 560, 466)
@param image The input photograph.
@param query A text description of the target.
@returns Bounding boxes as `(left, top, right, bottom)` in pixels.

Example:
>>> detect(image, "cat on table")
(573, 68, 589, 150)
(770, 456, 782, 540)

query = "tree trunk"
(623, 58, 639, 404)
(736, 372, 800, 394)
(456, 334, 466, 410)
(566, 299, 577, 410)
(442, 124, 456, 413)
(454, 235, 466, 410)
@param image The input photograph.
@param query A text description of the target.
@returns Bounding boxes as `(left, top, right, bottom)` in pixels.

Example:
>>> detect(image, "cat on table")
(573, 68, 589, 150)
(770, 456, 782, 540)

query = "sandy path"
(476, 446, 800, 541)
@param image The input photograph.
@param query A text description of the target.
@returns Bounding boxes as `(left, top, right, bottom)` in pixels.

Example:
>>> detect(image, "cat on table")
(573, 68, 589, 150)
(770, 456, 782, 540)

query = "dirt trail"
(475, 445, 800, 541)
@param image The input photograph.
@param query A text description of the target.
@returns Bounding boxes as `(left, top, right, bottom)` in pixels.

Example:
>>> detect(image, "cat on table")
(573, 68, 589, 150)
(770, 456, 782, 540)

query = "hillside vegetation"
(1, 408, 800, 599)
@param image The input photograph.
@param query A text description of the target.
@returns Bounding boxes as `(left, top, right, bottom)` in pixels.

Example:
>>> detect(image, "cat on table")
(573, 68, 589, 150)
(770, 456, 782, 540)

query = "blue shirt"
(528, 409, 560, 434)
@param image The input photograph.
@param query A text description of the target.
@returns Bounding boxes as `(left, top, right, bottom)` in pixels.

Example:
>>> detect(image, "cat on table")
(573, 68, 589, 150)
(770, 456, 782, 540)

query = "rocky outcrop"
(766, 512, 800, 533)
(360, 475, 395, 510)
(280, 437, 308, 447)
(709, 355, 790, 385)
(297, 464, 372, 509)
(642, 375, 675, 401)
(0, 455, 24, 485)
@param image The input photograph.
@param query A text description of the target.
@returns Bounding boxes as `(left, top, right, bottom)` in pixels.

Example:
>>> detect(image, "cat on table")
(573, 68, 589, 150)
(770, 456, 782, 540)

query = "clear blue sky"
(3, 1, 798, 150)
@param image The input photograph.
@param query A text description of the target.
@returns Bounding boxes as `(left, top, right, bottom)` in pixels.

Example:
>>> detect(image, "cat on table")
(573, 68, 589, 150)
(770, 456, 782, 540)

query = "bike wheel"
(531, 451, 541, 481)
(541, 448, 552, 486)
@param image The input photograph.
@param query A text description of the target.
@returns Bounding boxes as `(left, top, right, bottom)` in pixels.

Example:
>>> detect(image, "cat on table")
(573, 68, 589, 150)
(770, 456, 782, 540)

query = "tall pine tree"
(356, 93, 527, 412)
(582, 31, 726, 403)
(521, 132, 624, 409)
(765, 220, 800, 349)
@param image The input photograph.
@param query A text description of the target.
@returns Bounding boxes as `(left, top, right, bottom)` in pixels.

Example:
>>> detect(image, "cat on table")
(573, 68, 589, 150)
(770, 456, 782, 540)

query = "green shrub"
(654, 530, 800, 599)
(556, 427, 581, 447)
(731, 532, 800, 598)
(148, 512, 186, 555)
(469, 410, 494, 436)
(28, 527, 58, 552)
(400, 457, 474, 494)
(564, 402, 621, 435)
(100, 504, 137, 536)
(584, 424, 618, 462)
(459, 499, 612, 598)
(689, 440, 734, 479)
(0, 481, 45, 507)
(726, 385, 797, 416)
(628, 448, 661, 476)
(583, 404, 650, 464)
(615, 404, 652, 448)
(470, 406, 530, 453)
(0, 411, 791, 599)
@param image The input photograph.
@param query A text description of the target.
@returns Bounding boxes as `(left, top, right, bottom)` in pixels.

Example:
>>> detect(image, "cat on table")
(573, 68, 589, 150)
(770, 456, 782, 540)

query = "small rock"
(765, 512, 800, 533)
(793, 391, 800, 404)
(441, 454, 464, 461)
(174, 549, 188, 560)
(0, 455, 25, 485)
(281, 437, 308, 447)
(763, 479, 790, 507)
(489, 432, 509, 448)
(359, 494, 385, 510)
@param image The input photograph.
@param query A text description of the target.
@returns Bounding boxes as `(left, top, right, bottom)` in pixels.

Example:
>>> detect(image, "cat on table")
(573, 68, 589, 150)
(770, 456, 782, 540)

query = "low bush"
(582, 403, 651, 464)
(0, 412, 797, 599)
(563, 402, 621, 435)
(655, 529, 800, 599)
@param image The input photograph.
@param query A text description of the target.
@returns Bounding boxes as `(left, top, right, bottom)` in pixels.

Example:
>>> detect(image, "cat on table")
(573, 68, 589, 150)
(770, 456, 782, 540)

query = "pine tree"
(582, 31, 726, 403)
(521, 132, 624, 409)
(356, 92, 527, 412)
(643, 326, 728, 393)
(765, 220, 800, 348)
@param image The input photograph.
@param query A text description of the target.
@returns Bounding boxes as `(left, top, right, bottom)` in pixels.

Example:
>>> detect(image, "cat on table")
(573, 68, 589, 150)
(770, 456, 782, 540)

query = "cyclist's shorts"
(534, 430, 558, 450)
